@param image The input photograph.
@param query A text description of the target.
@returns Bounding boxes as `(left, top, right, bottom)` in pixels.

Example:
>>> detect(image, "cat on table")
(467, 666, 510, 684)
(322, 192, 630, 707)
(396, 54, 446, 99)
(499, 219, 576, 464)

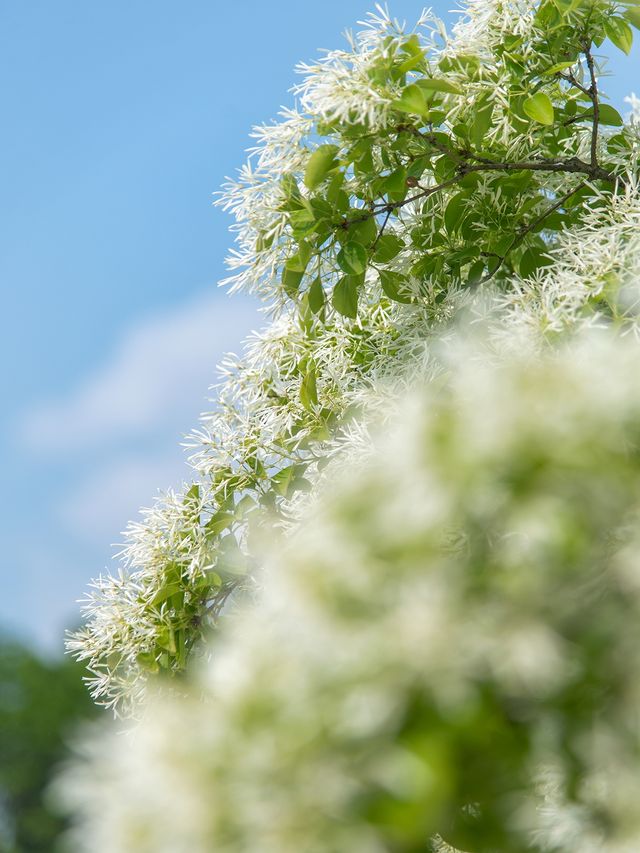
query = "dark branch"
(459, 157, 613, 182)
(557, 70, 591, 99)
(582, 41, 600, 168)
(375, 175, 463, 213)
(371, 208, 392, 251)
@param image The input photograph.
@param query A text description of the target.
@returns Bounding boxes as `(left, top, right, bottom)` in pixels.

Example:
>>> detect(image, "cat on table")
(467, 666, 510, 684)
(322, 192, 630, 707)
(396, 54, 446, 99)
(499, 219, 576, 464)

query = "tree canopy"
(59, 329, 640, 852)
(0, 640, 97, 852)
(68, 0, 640, 715)
(58, 1, 640, 849)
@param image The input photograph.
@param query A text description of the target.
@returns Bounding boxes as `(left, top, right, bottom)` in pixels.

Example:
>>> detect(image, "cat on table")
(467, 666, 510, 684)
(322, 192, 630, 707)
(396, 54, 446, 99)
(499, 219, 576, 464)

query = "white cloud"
(20, 289, 260, 452)
(10, 288, 262, 652)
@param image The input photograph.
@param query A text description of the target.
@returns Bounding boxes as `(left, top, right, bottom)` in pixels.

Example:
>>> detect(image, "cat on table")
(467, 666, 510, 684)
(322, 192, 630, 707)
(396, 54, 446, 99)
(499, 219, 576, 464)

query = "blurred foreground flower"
(56, 328, 640, 852)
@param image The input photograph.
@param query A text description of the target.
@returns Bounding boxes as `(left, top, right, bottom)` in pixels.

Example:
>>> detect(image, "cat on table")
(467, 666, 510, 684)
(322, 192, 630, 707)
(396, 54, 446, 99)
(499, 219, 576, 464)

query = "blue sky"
(1, 1, 638, 653)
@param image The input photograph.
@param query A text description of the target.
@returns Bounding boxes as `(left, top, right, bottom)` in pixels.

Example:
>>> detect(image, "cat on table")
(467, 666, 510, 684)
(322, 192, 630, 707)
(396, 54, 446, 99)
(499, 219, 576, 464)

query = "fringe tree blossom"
(68, 0, 640, 715)
(497, 181, 640, 342)
(57, 328, 640, 853)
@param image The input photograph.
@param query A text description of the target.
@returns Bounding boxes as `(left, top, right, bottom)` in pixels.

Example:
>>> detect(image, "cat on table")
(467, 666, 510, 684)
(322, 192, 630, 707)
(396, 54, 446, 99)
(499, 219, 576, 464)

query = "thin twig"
(397, 122, 495, 165)
(517, 181, 587, 245)
(371, 208, 392, 251)
(557, 70, 592, 98)
(481, 181, 587, 283)
(376, 174, 463, 213)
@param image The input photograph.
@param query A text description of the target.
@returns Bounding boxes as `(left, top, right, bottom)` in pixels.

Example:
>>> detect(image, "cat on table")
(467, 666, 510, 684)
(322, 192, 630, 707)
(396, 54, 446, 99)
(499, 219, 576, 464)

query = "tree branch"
(582, 41, 600, 168)
(371, 208, 392, 251)
(557, 70, 591, 99)
(459, 157, 613, 182)
(481, 181, 587, 283)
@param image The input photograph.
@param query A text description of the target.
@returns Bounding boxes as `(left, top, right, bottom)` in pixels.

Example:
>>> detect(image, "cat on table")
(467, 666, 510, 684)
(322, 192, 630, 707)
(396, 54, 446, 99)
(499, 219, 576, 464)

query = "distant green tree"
(0, 640, 98, 853)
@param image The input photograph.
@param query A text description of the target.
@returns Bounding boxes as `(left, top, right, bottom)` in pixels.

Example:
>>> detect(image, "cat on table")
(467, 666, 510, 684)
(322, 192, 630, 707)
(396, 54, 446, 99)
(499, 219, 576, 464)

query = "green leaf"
(439, 53, 480, 74)
(415, 77, 463, 95)
(194, 570, 222, 593)
(607, 133, 631, 153)
(337, 241, 368, 275)
(351, 139, 374, 173)
(288, 207, 316, 237)
(393, 83, 429, 117)
(407, 155, 430, 180)
(185, 483, 200, 504)
(299, 240, 313, 265)
(605, 16, 633, 53)
(578, 104, 624, 127)
(623, 4, 640, 30)
(256, 230, 275, 252)
(286, 241, 312, 272)
(308, 276, 326, 314)
(444, 192, 471, 233)
(519, 247, 552, 277)
(398, 35, 425, 73)
(471, 99, 493, 148)
(282, 265, 304, 294)
(151, 577, 183, 608)
(332, 275, 359, 318)
(542, 60, 577, 75)
(492, 233, 515, 257)
(467, 260, 485, 284)
(273, 464, 307, 498)
(280, 173, 301, 203)
(325, 172, 346, 205)
(235, 495, 256, 519)
(373, 234, 405, 263)
(597, 104, 624, 126)
(217, 534, 247, 575)
(434, 154, 457, 182)
(300, 366, 318, 411)
(523, 92, 555, 125)
(379, 270, 412, 303)
(383, 166, 407, 196)
(304, 144, 340, 190)
(137, 651, 160, 673)
(552, 0, 583, 14)
(205, 511, 234, 537)
(346, 216, 378, 246)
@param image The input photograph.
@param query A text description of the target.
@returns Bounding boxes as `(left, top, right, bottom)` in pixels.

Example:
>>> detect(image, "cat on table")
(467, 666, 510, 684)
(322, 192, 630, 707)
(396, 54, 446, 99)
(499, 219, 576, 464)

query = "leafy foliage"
(53, 1, 640, 850)
(58, 330, 640, 852)
(67, 0, 640, 715)
(0, 640, 98, 852)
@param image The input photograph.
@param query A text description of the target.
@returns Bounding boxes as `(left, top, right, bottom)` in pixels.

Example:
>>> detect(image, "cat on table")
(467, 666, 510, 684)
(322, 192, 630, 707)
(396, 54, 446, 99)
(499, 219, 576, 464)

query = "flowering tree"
(59, 329, 640, 853)
(59, 0, 640, 853)
(69, 0, 640, 714)
(59, 0, 640, 848)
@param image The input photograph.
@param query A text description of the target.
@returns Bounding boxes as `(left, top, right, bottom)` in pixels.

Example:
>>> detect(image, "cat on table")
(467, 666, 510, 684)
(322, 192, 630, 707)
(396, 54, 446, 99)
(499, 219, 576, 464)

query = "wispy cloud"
(6, 289, 262, 651)
(20, 290, 260, 452)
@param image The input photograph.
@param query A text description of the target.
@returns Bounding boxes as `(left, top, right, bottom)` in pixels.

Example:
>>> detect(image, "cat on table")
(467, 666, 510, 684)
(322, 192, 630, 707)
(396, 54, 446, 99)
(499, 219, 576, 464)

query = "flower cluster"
(58, 327, 640, 852)
(58, 2, 640, 848)
(68, 0, 640, 717)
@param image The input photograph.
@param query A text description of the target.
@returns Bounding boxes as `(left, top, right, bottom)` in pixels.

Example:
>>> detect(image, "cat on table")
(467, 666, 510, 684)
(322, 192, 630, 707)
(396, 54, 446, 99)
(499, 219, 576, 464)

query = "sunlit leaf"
(337, 241, 368, 275)
(332, 275, 359, 318)
(523, 92, 555, 125)
(304, 145, 340, 190)
(605, 16, 633, 53)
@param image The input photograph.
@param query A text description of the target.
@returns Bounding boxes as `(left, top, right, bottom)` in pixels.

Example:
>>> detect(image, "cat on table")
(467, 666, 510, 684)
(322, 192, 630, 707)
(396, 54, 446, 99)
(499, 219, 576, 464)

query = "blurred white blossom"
(57, 328, 640, 852)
